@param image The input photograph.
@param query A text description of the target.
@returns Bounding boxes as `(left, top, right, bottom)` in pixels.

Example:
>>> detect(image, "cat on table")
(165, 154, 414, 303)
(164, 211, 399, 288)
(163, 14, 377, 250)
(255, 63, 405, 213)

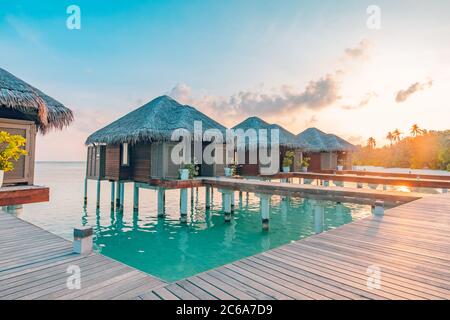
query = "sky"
(1, 0, 449, 161)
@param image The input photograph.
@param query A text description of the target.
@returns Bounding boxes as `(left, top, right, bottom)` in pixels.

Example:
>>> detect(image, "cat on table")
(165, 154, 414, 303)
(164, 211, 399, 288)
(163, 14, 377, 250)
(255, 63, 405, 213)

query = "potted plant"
(179, 163, 198, 180)
(300, 156, 310, 172)
(0, 131, 27, 187)
(337, 158, 345, 171)
(224, 161, 237, 177)
(282, 151, 294, 173)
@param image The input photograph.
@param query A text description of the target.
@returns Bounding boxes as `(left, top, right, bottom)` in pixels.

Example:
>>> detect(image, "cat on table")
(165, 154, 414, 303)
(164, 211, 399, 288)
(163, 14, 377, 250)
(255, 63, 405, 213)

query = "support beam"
(115, 181, 121, 207)
(83, 178, 88, 205)
(219, 189, 233, 222)
(231, 191, 235, 211)
(257, 193, 271, 231)
(205, 186, 211, 209)
(133, 183, 139, 211)
(110, 181, 115, 207)
(6, 205, 23, 214)
(119, 182, 125, 211)
(96, 180, 101, 209)
(158, 188, 166, 217)
(180, 188, 188, 223)
(238, 191, 243, 209)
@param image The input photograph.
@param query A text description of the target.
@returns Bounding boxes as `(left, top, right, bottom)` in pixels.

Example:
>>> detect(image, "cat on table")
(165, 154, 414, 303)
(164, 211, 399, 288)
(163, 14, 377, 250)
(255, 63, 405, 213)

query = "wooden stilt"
(238, 191, 243, 209)
(96, 179, 101, 209)
(220, 190, 232, 222)
(230, 191, 235, 212)
(133, 183, 139, 211)
(115, 181, 121, 207)
(119, 182, 125, 211)
(205, 186, 211, 209)
(110, 181, 115, 207)
(180, 188, 188, 223)
(257, 193, 271, 231)
(158, 188, 166, 217)
(83, 178, 88, 205)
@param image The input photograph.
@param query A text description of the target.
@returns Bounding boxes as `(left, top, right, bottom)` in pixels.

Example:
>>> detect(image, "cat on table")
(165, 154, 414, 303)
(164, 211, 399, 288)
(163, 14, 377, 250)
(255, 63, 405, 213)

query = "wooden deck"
(203, 177, 423, 206)
(141, 193, 450, 300)
(0, 211, 166, 300)
(268, 172, 450, 189)
(319, 169, 450, 181)
(0, 185, 49, 206)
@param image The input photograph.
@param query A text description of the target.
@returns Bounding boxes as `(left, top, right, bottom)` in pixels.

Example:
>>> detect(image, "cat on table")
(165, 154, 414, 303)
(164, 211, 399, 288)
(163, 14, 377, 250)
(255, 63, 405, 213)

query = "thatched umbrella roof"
(296, 127, 356, 152)
(0, 67, 73, 133)
(86, 95, 227, 145)
(232, 116, 301, 148)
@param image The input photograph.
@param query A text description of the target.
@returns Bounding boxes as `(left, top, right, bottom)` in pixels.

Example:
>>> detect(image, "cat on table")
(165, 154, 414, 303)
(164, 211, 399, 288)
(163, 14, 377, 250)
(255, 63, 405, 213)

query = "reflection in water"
(19, 162, 372, 282)
(397, 185, 411, 193)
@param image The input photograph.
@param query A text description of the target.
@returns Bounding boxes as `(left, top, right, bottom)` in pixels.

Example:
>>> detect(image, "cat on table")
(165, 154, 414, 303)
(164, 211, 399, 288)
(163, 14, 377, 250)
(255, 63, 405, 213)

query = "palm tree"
(367, 137, 376, 149)
(392, 129, 402, 143)
(410, 124, 423, 137)
(386, 132, 394, 146)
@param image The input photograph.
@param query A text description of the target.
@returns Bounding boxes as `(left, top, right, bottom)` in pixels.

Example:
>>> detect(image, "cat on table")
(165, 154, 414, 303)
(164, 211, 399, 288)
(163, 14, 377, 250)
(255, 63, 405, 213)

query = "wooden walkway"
(0, 211, 165, 300)
(140, 193, 450, 300)
(269, 172, 450, 189)
(203, 177, 423, 206)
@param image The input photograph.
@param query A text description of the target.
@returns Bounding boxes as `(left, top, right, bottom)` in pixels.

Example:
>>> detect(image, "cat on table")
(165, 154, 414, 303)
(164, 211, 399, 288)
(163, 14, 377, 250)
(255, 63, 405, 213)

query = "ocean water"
(13, 162, 392, 281)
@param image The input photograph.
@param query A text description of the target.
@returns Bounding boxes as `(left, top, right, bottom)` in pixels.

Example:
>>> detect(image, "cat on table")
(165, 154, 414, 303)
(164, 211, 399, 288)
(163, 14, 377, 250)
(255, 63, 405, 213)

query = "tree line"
(353, 124, 450, 171)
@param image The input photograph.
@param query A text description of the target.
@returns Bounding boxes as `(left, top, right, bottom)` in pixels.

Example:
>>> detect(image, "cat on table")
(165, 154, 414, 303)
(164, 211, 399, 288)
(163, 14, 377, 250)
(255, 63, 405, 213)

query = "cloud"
(395, 80, 433, 103)
(219, 73, 341, 116)
(168, 39, 372, 125)
(170, 73, 342, 121)
(169, 83, 192, 102)
(344, 39, 372, 60)
(341, 91, 378, 110)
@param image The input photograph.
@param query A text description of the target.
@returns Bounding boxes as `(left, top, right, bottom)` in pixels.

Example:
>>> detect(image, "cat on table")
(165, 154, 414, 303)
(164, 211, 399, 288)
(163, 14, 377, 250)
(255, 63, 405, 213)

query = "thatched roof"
(296, 127, 356, 152)
(86, 95, 227, 145)
(232, 116, 301, 148)
(0, 67, 73, 133)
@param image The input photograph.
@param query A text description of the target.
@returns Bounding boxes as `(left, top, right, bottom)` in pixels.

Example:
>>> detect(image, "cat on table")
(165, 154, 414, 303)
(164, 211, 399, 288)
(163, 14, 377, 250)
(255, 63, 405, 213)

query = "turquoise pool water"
(17, 162, 375, 282)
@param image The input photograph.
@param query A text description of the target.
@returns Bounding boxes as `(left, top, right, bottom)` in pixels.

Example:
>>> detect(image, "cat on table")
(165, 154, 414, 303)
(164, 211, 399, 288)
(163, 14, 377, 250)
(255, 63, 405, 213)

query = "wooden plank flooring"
(142, 193, 450, 300)
(203, 177, 423, 205)
(0, 211, 166, 300)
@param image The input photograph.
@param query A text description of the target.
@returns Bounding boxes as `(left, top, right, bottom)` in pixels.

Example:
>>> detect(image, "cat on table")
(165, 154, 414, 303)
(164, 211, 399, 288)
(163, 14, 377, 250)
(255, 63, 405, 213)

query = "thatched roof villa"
(0, 67, 73, 185)
(232, 116, 305, 175)
(85, 95, 228, 181)
(296, 127, 356, 171)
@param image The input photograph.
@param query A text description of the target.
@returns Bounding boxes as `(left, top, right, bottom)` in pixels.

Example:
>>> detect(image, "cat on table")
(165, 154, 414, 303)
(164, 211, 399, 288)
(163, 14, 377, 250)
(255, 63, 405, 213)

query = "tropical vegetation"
(0, 131, 28, 172)
(353, 125, 450, 171)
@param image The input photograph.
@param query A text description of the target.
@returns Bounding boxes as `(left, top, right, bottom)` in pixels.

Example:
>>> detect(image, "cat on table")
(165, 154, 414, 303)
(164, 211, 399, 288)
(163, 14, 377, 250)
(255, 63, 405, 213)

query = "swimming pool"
(17, 162, 373, 281)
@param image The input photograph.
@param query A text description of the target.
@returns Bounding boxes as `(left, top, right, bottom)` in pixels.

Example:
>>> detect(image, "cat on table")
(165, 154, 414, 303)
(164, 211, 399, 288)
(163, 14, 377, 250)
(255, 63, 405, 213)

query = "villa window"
(121, 143, 129, 166)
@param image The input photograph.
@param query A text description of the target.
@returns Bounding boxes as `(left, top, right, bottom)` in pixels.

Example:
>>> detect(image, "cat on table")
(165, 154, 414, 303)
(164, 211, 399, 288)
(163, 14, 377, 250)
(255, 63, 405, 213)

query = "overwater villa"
(296, 127, 356, 171)
(85, 95, 228, 182)
(0, 67, 73, 186)
(232, 116, 305, 176)
(0, 67, 72, 209)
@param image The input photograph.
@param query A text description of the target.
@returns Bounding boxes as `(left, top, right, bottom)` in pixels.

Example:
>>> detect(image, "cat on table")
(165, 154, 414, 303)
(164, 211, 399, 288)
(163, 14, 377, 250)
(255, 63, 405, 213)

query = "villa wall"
(104, 145, 132, 181)
(132, 143, 151, 182)
(0, 117, 36, 186)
